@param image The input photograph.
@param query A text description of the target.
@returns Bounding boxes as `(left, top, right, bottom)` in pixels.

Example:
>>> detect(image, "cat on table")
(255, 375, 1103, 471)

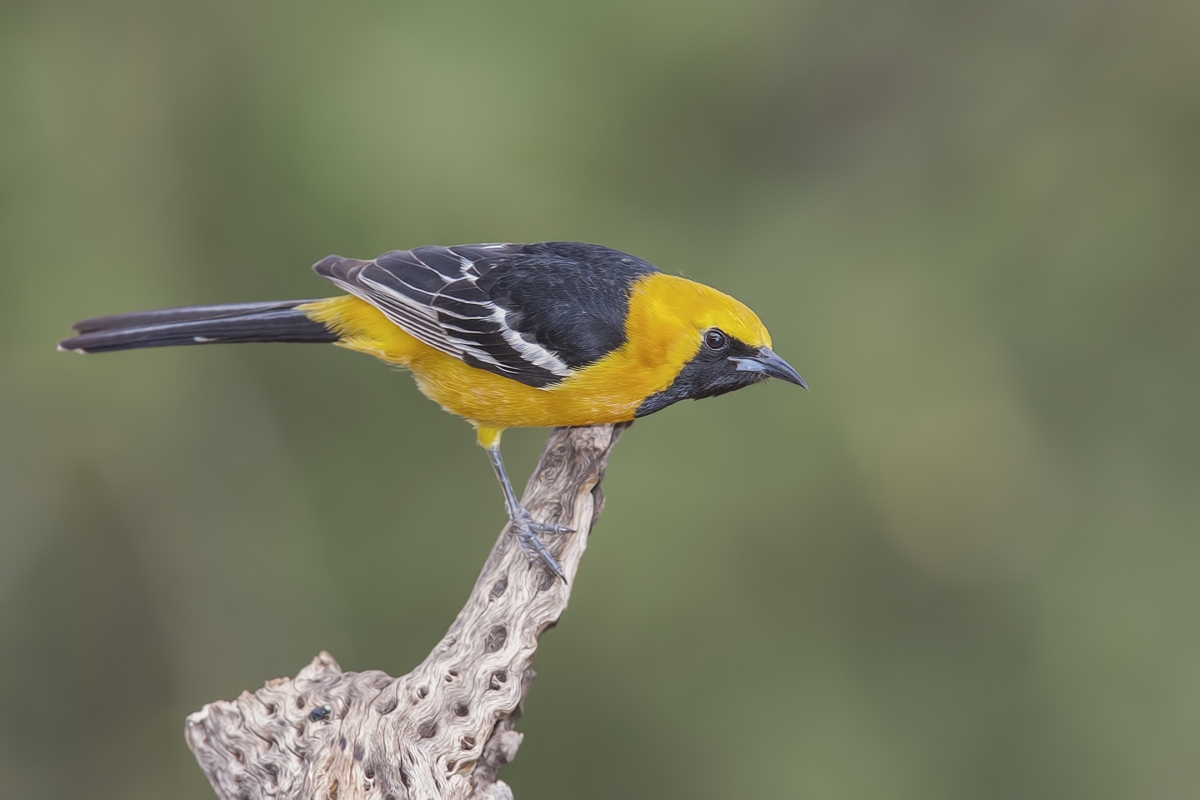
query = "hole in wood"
(484, 624, 508, 653)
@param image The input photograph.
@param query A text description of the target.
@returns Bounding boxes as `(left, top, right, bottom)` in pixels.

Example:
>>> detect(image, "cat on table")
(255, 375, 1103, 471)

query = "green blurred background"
(2, 0, 1198, 797)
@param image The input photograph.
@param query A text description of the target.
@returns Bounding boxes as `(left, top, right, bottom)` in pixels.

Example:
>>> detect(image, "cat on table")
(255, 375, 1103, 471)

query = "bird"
(59, 241, 806, 581)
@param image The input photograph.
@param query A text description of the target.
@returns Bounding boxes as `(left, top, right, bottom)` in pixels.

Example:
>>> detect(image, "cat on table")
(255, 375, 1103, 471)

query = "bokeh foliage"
(2, 0, 1198, 798)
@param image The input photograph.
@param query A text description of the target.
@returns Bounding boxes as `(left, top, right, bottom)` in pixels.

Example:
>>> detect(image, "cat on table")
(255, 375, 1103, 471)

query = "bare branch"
(185, 423, 629, 800)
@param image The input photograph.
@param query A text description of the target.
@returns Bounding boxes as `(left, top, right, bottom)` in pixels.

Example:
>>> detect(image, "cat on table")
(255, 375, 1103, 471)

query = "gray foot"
(511, 508, 572, 582)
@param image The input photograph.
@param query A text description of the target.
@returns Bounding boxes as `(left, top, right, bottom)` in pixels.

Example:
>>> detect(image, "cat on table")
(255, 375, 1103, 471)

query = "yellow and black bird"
(60, 242, 806, 580)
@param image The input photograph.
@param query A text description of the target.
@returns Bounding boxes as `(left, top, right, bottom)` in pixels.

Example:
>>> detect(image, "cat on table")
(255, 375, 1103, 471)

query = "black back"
(474, 243, 659, 368)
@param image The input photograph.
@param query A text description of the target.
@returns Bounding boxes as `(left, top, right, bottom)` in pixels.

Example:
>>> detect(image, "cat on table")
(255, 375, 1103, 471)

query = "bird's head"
(629, 274, 806, 418)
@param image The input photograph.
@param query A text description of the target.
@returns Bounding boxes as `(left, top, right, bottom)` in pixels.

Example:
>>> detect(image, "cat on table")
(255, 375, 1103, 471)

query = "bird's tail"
(58, 300, 339, 354)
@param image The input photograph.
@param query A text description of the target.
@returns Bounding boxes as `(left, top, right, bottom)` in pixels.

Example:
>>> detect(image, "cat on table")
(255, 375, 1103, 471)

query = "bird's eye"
(703, 329, 729, 350)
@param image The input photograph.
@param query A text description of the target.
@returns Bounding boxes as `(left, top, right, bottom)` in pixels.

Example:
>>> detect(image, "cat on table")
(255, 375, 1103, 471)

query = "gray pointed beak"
(730, 346, 808, 390)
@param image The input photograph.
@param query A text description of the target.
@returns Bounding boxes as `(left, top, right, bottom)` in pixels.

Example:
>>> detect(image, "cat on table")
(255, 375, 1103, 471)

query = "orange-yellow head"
(624, 273, 806, 417)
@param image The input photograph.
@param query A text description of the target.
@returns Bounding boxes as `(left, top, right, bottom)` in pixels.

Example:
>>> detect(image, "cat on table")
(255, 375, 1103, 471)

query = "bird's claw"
(511, 509, 570, 583)
(527, 521, 575, 535)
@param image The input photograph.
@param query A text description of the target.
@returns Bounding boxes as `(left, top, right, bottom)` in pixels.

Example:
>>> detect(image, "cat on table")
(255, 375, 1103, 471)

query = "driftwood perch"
(185, 423, 628, 800)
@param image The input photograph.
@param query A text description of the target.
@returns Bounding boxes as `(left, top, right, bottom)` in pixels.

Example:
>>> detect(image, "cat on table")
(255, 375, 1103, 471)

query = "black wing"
(313, 242, 659, 388)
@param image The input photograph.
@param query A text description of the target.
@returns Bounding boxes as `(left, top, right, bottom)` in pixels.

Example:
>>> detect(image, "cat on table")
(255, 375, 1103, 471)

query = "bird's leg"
(485, 442, 570, 582)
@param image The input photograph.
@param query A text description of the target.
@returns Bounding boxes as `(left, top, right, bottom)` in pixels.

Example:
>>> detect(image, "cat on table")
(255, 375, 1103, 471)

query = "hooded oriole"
(59, 242, 806, 580)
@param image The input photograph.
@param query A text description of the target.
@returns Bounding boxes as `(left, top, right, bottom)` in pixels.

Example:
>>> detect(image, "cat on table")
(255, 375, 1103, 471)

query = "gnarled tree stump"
(185, 423, 628, 800)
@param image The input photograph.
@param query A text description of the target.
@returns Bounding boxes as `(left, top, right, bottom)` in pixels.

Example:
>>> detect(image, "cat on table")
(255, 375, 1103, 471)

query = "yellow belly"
(298, 296, 665, 432)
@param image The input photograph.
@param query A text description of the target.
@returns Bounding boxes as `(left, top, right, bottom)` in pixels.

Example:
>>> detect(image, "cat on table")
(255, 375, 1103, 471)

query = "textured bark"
(185, 423, 628, 800)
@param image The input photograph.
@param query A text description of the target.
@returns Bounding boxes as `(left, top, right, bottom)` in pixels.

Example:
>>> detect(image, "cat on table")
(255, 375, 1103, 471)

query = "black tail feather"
(59, 300, 338, 354)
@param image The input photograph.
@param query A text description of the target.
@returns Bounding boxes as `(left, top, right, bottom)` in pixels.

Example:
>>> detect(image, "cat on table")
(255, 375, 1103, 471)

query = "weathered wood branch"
(185, 423, 629, 800)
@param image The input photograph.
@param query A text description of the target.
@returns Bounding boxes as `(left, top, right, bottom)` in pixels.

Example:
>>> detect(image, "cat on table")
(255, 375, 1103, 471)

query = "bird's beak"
(730, 346, 808, 389)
